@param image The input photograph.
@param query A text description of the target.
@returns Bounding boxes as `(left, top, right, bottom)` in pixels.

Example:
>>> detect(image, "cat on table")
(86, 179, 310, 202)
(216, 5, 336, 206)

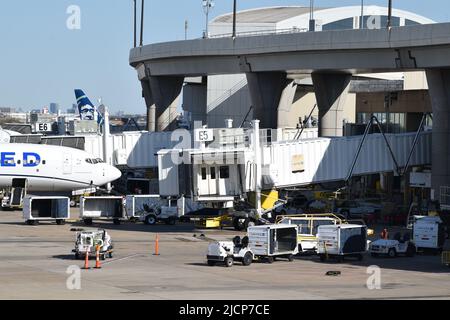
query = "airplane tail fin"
(74, 89, 103, 124)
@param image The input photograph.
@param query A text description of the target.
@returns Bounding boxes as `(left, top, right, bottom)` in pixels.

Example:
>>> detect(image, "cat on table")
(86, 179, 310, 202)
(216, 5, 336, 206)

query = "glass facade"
(357, 112, 406, 133)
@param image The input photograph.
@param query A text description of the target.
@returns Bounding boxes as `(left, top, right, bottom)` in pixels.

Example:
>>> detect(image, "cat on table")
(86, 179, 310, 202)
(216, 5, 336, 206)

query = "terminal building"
(183, 6, 434, 133)
(130, 4, 449, 211)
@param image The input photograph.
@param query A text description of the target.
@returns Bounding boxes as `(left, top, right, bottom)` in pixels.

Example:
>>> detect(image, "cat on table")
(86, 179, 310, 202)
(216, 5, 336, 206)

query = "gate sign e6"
(195, 129, 214, 142)
(35, 122, 53, 132)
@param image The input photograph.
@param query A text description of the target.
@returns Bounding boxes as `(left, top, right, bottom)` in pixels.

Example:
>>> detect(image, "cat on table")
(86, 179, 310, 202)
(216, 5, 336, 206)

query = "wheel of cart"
(83, 218, 93, 226)
(266, 256, 274, 264)
(224, 256, 234, 267)
(113, 219, 121, 225)
(56, 219, 65, 225)
(242, 252, 253, 266)
(144, 214, 157, 225)
(387, 248, 397, 258)
(406, 243, 416, 257)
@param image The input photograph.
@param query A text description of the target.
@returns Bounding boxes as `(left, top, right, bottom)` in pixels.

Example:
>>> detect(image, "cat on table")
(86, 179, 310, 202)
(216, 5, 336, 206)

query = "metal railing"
(207, 27, 308, 39)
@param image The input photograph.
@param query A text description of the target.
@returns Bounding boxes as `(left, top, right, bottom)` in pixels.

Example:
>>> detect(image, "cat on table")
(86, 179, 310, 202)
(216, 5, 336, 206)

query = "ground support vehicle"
(126, 195, 182, 225)
(80, 196, 125, 225)
(369, 232, 416, 258)
(72, 229, 114, 260)
(317, 224, 367, 262)
(206, 224, 298, 267)
(413, 216, 446, 254)
(276, 213, 344, 254)
(23, 196, 70, 225)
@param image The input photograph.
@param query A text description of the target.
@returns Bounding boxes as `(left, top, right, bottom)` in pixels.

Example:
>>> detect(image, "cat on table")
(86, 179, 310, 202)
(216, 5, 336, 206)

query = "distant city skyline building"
(49, 102, 59, 114)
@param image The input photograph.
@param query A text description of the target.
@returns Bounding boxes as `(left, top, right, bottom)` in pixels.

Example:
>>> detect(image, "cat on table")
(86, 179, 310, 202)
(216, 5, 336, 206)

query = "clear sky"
(0, 1, 448, 114)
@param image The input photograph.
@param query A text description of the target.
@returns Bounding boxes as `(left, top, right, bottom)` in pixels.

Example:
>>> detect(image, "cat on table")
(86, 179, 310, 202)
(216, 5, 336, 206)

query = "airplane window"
(96, 158, 104, 163)
(92, 159, 98, 164)
(85, 159, 93, 164)
(42, 160, 46, 165)
(17, 160, 21, 164)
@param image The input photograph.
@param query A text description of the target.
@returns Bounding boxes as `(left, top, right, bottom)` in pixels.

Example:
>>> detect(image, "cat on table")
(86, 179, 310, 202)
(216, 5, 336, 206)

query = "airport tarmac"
(0, 209, 449, 300)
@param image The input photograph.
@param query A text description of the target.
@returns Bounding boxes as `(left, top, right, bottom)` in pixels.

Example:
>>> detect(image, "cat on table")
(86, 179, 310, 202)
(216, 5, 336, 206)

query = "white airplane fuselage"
(0, 143, 121, 192)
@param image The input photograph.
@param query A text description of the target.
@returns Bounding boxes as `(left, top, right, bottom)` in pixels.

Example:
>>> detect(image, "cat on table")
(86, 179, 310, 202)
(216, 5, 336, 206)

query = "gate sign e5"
(35, 122, 53, 132)
(195, 129, 214, 142)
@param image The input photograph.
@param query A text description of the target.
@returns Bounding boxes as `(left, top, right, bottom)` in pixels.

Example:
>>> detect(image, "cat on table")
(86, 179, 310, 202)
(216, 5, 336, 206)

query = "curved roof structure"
(211, 5, 435, 29)
(212, 6, 328, 24)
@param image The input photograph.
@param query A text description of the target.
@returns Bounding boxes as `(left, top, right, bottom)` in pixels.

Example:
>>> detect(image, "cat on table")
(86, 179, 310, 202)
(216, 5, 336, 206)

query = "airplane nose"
(109, 166, 122, 181)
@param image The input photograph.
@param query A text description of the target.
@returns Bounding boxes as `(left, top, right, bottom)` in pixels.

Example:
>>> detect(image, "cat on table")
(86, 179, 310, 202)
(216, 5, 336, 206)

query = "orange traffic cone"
(83, 250, 90, 270)
(153, 233, 160, 256)
(94, 245, 102, 269)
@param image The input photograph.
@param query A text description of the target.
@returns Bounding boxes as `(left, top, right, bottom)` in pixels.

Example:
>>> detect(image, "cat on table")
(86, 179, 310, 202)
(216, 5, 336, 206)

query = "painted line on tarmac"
(101, 253, 143, 265)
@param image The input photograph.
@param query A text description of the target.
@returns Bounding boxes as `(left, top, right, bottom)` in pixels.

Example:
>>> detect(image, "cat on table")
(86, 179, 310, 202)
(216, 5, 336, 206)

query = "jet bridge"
(157, 130, 431, 201)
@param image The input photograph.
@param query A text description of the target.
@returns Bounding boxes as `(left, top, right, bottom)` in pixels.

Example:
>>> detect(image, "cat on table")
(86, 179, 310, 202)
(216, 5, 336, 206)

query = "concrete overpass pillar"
(147, 76, 184, 131)
(141, 80, 156, 132)
(312, 73, 352, 137)
(246, 72, 295, 129)
(426, 69, 450, 199)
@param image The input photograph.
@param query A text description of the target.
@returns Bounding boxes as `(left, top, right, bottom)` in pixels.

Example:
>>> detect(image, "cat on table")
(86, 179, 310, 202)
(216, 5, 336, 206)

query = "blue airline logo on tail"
(74, 89, 103, 124)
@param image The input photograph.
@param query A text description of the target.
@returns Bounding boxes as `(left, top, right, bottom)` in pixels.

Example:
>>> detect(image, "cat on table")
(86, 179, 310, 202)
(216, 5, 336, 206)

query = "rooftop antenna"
(309, 0, 315, 32)
(202, 0, 214, 38)
(387, 0, 393, 29)
(185, 19, 188, 40)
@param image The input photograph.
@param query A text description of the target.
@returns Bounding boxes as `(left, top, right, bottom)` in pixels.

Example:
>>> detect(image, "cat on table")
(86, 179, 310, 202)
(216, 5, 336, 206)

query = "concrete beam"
(312, 73, 352, 137)
(426, 69, 450, 198)
(148, 76, 184, 131)
(130, 23, 450, 76)
(246, 72, 295, 129)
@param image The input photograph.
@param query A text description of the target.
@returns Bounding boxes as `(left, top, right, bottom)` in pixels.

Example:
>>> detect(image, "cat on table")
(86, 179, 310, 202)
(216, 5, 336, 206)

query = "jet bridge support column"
(312, 73, 352, 137)
(426, 69, 450, 199)
(148, 76, 184, 132)
(246, 72, 296, 129)
(140, 80, 156, 132)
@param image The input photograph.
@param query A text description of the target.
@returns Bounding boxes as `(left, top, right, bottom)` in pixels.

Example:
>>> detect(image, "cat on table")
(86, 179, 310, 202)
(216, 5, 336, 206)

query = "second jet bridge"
(157, 129, 431, 202)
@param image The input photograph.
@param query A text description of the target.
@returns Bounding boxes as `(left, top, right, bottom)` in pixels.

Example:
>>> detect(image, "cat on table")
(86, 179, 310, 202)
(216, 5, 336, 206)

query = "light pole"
(140, 0, 144, 46)
(309, 0, 315, 32)
(133, 0, 137, 47)
(232, 0, 237, 38)
(360, 0, 364, 29)
(202, 0, 215, 38)
(387, 0, 393, 29)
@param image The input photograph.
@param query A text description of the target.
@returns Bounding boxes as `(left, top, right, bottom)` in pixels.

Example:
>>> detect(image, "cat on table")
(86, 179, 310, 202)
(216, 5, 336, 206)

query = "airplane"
(0, 143, 121, 192)
(74, 89, 104, 124)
